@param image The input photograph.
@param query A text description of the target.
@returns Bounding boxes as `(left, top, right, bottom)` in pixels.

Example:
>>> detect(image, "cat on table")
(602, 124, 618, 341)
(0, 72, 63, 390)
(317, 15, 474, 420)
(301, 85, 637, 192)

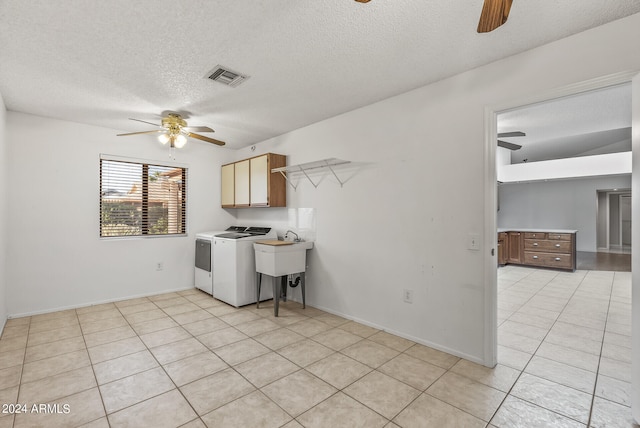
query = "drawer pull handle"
(533, 243, 538, 246)
(533, 256, 538, 259)
(555, 244, 561, 248)
(555, 257, 561, 261)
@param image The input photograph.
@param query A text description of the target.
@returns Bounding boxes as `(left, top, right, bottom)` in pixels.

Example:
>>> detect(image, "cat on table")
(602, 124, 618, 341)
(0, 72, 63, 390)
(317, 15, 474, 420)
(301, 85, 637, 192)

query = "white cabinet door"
(234, 159, 250, 206)
(250, 155, 268, 206)
(221, 163, 235, 207)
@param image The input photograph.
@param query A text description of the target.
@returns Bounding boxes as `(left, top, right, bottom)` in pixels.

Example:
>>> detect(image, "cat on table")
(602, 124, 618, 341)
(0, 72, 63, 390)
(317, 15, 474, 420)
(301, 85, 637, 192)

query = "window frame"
(99, 154, 188, 239)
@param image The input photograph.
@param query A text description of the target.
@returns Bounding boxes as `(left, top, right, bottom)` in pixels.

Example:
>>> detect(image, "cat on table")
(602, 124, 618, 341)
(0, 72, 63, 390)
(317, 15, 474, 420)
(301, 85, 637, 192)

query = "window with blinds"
(100, 158, 187, 237)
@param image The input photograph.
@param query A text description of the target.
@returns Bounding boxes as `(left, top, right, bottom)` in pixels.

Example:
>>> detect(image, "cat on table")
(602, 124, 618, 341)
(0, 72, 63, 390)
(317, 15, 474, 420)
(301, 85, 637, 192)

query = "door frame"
(483, 71, 638, 367)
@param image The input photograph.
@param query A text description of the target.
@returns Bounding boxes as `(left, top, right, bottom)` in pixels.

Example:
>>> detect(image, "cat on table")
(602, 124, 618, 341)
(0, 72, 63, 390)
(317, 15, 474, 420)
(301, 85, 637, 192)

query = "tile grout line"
(153, 293, 324, 425)
(9, 316, 30, 428)
(490, 268, 593, 426)
(60, 295, 200, 425)
(76, 306, 113, 428)
(108, 295, 205, 426)
(140, 293, 217, 426)
(585, 271, 616, 428)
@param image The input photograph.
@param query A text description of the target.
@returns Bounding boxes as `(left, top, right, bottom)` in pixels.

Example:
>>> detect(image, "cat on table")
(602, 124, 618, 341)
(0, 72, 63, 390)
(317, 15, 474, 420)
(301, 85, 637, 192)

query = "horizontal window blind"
(100, 158, 187, 237)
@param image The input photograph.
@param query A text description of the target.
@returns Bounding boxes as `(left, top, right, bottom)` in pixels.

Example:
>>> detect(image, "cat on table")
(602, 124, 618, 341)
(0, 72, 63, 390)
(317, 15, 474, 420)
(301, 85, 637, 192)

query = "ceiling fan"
(353, 0, 513, 33)
(477, 0, 513, 33)
(117, 113, 225, 148)
(497, 131, 525, 150)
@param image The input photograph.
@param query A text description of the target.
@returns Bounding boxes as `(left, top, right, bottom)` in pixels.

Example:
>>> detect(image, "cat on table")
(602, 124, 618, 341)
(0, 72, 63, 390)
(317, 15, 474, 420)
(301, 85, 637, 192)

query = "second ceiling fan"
(353, 0, 514, 33)
(497, 131, 525, 151)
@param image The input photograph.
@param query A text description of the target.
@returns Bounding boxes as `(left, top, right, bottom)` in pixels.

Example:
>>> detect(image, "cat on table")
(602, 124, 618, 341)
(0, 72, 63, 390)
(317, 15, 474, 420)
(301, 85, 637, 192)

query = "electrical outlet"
(156, 262, 164, 271)
(403, 289, 413, 303)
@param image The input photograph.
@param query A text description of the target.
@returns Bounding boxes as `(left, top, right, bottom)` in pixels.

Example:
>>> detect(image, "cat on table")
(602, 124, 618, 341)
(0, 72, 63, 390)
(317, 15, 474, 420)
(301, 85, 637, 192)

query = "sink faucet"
(285, 230, 300, 242)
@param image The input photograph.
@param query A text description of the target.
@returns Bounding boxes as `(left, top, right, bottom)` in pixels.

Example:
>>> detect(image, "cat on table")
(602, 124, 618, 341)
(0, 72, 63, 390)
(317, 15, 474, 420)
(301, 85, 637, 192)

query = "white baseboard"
(305, 301, 486, 366)
(8, 286, 196, 319)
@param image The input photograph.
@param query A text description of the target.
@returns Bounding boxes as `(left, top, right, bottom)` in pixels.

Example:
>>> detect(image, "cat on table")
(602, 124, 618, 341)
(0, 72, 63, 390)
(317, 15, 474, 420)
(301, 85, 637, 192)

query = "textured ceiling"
(1, 1, 639, 149)
(498, 83, 632, 163)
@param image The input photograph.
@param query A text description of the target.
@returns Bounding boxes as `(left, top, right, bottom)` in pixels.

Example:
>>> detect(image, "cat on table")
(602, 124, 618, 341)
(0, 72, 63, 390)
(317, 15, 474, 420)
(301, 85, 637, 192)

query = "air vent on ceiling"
(207, 65, 249, 88)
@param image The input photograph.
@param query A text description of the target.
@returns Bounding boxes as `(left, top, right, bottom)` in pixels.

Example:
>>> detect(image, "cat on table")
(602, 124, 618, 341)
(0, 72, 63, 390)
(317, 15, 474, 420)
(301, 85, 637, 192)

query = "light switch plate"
(468, 233, 480, 251)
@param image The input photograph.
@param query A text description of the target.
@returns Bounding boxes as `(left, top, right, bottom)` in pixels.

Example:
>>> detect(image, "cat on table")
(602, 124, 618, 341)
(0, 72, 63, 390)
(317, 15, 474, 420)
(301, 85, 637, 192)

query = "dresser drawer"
(524, 239, 572, 253)
(547, 233, 572, 241)
(524, 232, 546, 239)
(523, 251, 573, 269)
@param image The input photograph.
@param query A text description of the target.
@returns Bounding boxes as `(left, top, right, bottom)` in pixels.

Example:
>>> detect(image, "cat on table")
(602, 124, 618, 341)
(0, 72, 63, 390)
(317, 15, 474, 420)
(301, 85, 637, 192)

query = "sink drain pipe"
(288, 274, 301, 288)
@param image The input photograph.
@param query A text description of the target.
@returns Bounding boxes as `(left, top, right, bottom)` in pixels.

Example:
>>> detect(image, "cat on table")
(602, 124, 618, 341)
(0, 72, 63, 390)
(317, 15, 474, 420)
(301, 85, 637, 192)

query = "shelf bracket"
(299, 165, 319, 188)
(324, 159, 345, 187)
(276, 170, 298, 191)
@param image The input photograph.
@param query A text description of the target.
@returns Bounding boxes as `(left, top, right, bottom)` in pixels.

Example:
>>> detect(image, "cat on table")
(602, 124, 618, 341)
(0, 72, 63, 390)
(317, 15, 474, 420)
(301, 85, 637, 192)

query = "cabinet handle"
(533, 256, 538, 259)
(555, 257, 561, 261)
(555, 244, 560, 248)
(533, 243, 538, 246)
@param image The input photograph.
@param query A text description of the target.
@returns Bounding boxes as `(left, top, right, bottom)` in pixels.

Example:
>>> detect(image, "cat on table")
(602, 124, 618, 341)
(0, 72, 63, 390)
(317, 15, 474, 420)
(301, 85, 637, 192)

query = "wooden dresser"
(498, 229, 577, 271)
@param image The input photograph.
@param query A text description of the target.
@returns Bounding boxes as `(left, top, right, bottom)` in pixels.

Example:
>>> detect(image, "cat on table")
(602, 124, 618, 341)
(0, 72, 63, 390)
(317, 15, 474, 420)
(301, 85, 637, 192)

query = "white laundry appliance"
(194, 229, 227, 295)
(213, 226, 276, 307)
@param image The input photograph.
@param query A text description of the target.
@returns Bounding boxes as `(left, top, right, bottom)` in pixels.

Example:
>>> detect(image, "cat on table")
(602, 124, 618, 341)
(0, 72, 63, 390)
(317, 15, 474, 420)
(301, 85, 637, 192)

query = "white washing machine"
(213, 227, 276, 307)
(194, 228, 238, 294)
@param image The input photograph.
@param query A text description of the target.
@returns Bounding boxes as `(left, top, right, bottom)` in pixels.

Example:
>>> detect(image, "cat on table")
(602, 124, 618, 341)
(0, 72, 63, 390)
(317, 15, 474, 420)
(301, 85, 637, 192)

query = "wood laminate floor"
(577, 251, 631, 272)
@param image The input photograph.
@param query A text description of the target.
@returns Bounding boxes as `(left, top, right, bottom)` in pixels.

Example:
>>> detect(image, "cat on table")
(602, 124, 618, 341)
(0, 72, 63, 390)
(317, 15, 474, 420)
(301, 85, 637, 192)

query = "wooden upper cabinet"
(221, 163, 235, 208)
(260, 153, 286, 207)
(250, 155, 269, 206)
(221, 153, 286, 208)
(234, 159, 250, 207)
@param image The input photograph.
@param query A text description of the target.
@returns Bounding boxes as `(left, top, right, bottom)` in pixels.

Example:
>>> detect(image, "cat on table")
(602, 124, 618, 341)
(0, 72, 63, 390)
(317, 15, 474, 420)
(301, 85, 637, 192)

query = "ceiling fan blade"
(354, 0, 371, 3)
(183, 126, 215, 133)
(117, 130, 163, 137)
(129, 118, 163, 128)
(477, 0, 513, 33)
(186, 132, 225, 146)
(497, 140, 522, 150)
(497, 131, 526, 138)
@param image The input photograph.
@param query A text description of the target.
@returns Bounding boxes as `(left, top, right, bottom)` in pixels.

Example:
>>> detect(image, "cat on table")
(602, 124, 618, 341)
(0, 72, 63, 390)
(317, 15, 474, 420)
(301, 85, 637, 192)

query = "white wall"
(233, 13, 640, 363)
(0, 92, 7, 330)
(497, 176, 632, 251)
(5, 112, 237, 316)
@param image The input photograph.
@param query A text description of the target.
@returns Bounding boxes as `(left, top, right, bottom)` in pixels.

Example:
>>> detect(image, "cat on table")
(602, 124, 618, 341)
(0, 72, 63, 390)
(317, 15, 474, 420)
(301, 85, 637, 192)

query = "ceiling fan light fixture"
(174, 134, 187, 148)
(158, 133, 170, 145)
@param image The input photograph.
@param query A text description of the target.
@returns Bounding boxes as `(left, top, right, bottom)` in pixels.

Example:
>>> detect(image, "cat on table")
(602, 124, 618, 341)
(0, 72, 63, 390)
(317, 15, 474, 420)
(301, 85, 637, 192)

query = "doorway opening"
(483, 71, 637, 368)
(597, 189, 632, 253)
(496, 82, 632, 272)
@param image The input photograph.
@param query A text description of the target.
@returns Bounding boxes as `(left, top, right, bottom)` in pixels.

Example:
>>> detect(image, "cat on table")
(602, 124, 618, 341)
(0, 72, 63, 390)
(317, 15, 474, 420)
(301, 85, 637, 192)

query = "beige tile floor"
(0, 266, 634, 427)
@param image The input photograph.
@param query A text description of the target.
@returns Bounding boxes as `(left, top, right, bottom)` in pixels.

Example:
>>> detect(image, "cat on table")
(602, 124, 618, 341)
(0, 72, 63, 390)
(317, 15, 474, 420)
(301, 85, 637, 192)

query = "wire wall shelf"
(271, 158, 351, 190)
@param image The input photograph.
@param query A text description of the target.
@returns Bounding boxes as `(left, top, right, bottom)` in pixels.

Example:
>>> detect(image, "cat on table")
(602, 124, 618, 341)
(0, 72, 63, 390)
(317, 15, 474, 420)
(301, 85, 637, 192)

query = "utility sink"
(254, 241, 313, 277)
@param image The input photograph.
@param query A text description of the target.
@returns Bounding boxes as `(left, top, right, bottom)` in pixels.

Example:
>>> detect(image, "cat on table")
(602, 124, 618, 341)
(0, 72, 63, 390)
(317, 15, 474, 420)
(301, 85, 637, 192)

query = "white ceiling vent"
(207, 65, 249, 88)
